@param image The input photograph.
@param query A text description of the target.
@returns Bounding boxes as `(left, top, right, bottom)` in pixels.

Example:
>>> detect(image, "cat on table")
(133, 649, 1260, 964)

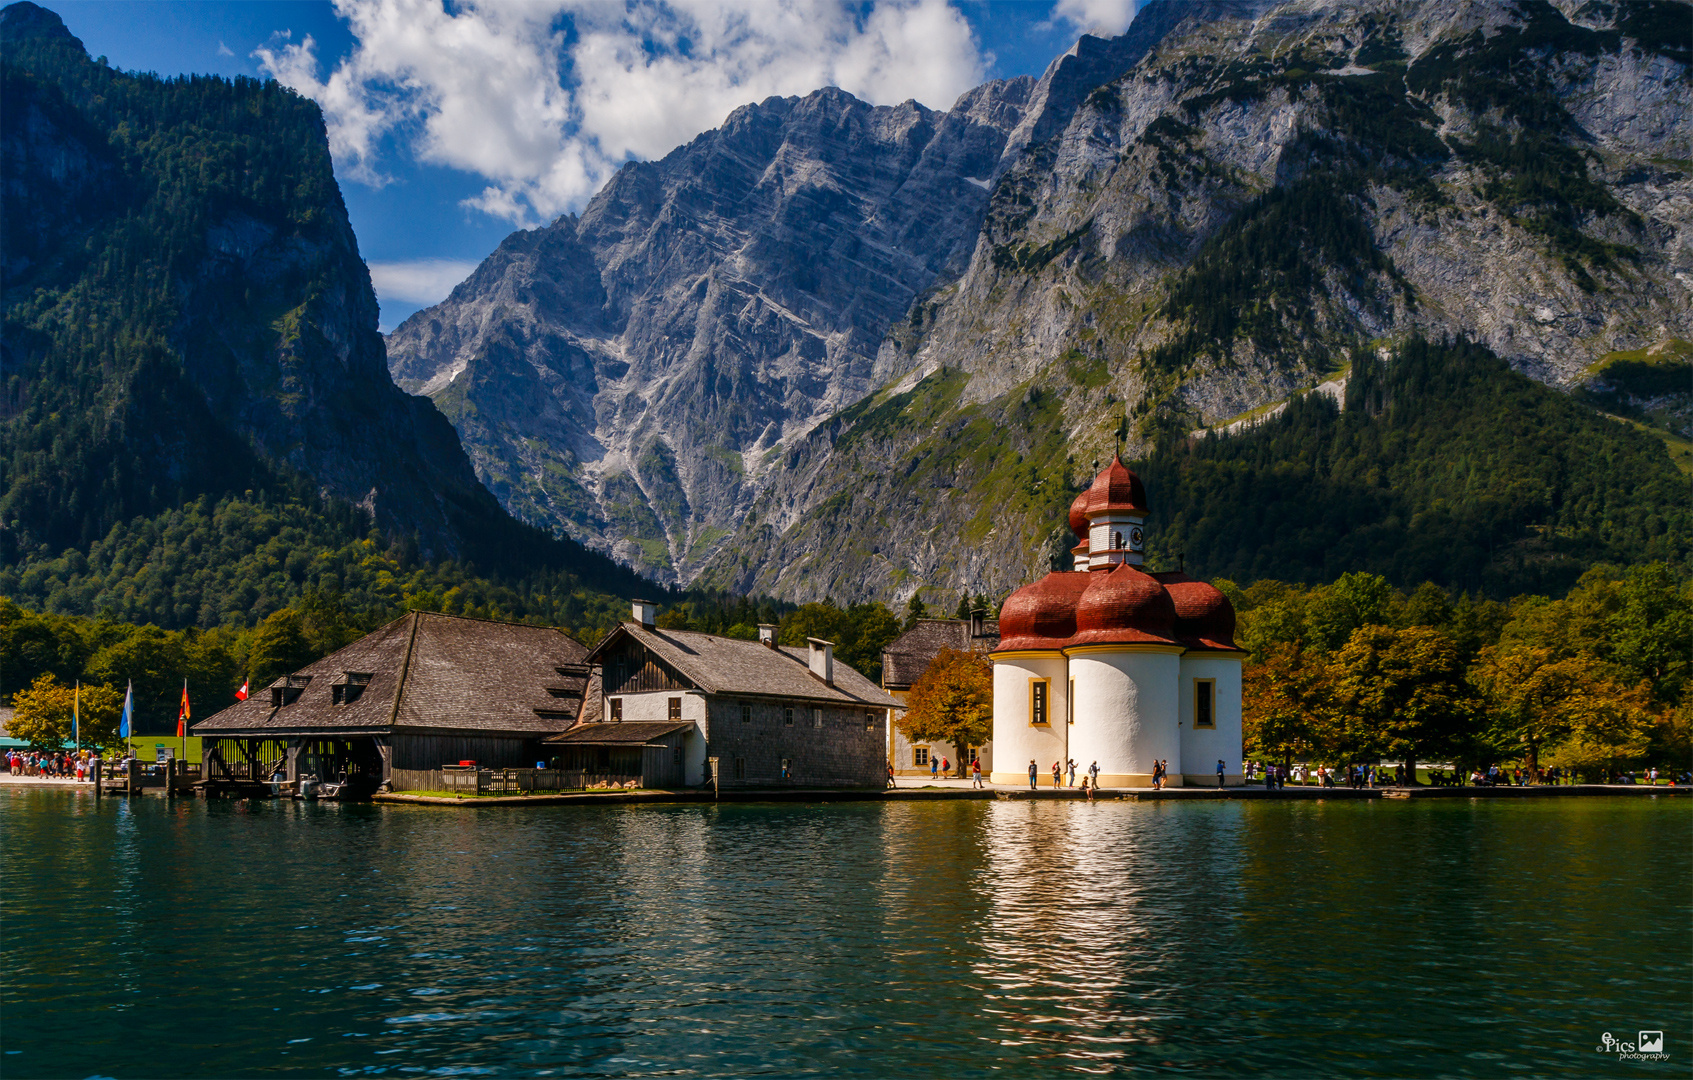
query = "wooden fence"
(395, 766, 643, 794)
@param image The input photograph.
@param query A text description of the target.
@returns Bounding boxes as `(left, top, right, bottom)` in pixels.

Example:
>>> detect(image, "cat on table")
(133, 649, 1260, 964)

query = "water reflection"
(0, 789, 1686, 1079)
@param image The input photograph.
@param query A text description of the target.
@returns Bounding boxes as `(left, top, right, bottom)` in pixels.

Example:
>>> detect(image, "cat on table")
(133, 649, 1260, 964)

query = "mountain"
(398, 0, 1690, 601)
(383, 7, 1220, 582)
(0, 1, 642, 613)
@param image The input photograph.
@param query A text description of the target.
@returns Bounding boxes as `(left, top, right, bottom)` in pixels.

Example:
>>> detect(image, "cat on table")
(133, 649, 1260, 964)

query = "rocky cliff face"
(1, 2, 603, 570)
(390, 0, 1691, 600)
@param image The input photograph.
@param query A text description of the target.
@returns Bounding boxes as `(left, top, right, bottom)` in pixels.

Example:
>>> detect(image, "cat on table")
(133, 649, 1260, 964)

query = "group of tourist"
(1019, 758, 1105, 798)
(6, 748, 104, 781)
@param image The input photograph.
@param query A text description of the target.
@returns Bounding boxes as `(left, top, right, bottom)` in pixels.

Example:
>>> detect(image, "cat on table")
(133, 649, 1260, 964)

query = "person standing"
(930, 755, 939, 782)
(941, 756, 950, 778)
(971, 758, 983, 788)
(886, 763, 897, 789)
(1052, 760, 1062, 788)
(1067, 759, 1077, 787)
(1216, 758, 1226, 788)
(1089, 761, 1100, 789)
(1028, 759, 1038, 790)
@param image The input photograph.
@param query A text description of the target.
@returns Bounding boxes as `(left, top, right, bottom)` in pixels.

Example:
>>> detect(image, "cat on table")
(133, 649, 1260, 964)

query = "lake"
(2, 789, 1687, 1078)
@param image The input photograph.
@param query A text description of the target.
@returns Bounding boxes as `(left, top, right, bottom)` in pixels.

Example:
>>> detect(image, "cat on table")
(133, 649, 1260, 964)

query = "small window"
(734, 757, 746, 779)
(1195, 679, 1215, 729)
(913, 746, 929, 767)
(610, 698, 623, 722)
(812, 707, 822, 728)
(668, 696, 682, 720)
(1030, 678, 1049, 726)
(741, 703, 752, 724)
(865, 710, 877, 731)
(1113, 531, 1124, 550)
(784, 706, 794, 726)
(1068, 678, 1075, 725)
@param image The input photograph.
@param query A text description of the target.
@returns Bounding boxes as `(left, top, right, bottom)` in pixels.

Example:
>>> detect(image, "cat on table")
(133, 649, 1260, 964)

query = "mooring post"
(126, 757, 141, 796)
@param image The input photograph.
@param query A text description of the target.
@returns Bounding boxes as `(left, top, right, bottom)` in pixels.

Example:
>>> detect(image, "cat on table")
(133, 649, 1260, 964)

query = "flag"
(177, 680, 190, 739)
(119, 681, 134, 739)
(235, 679, 249, 701)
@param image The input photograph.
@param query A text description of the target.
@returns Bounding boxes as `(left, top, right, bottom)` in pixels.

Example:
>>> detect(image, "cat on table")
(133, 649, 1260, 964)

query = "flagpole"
(75, 680, 81, 758)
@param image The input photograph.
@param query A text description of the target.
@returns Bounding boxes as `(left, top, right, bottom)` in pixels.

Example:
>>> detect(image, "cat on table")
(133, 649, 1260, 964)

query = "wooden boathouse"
(192, 611, 592, 795)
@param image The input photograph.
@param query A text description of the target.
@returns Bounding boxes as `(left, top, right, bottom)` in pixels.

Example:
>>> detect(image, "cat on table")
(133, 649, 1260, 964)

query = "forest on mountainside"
(1137, 338, 1689, 596)
(1, 2, 649, 631)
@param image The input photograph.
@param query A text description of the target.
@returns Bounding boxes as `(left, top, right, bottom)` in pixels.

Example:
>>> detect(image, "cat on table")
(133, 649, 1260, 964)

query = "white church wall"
(1177, 655, 1244, 786)
(988, 653, 1068, 785)
(1067, 647, 1182, 786)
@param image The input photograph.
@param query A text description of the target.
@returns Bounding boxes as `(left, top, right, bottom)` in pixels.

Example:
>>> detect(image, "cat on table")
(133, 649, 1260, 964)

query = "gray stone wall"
(705, 697, 884, 788)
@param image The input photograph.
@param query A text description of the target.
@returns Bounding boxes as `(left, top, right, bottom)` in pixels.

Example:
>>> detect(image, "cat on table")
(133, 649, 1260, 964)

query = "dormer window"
(268, 674, 312, 707)
(331, 672, 372, 706)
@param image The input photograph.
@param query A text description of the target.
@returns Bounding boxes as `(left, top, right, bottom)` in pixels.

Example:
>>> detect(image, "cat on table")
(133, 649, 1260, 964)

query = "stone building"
(881, 614, 998, 776)
(569, 601, 895, 787)
(990, 457, 1245, 787)
(193, 611, 594, 794)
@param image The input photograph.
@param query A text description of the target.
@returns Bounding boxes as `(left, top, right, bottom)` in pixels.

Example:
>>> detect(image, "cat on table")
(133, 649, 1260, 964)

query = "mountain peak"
(0, 2, 82, 50)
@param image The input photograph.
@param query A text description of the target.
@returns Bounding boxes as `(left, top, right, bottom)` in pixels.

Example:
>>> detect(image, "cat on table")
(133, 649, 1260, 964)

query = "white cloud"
(217, 41, 234, 57)
(1051, 0, 1137, 37)
(257, 0, 987, 226)
(367, 258, 480, 306)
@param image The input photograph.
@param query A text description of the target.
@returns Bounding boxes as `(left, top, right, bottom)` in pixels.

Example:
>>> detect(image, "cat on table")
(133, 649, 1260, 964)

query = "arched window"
(1113, 531, 1123, 550)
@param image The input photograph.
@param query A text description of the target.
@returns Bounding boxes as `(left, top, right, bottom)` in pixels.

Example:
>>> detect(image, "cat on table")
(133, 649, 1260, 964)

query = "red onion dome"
(1082, 456, 1149, 518)
(1069, 564, 1178, 646)
(995, 572, 1093, 651)
(1067, 490, 1091, 539)
(1153, 572, 1239, 651)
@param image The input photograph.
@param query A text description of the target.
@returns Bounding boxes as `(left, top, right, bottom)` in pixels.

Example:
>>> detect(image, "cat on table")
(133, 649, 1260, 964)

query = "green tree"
(896, 648, 991, 777)
(247, 609, 316, 690)
(1330, 625, 1475, 780)
(1307, 573, 1401, 652)
(903, 590, 928, 630)
(9, 674, 123, 751)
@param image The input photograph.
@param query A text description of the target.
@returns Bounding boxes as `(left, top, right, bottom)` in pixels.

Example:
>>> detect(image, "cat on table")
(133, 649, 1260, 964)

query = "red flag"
(235, 680, 249, 701)
(177, 680, 190, 738)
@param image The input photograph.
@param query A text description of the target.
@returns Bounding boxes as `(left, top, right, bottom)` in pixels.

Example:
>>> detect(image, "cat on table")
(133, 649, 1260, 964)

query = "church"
(990, 457, 1244, 787)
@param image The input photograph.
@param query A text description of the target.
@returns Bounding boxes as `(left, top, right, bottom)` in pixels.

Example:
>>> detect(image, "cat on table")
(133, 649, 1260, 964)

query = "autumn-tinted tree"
(1473, 645, 1656, 777)
(1242, 643, 1332, 766)
(1329, 625, 1475, 779)
(897, 647, 992, 776)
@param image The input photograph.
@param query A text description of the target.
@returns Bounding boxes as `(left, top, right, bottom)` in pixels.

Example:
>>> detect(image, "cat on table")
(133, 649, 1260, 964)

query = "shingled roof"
(881, 618, 1000, 690)
(589, 623, 896, 708)
(193, 612, 591, 737)
(544, 721, 692, 746)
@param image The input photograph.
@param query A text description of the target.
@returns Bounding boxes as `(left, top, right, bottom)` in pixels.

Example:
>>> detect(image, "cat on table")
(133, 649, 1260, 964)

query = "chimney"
(632, 599, 657, 628)
(758, 623, 777, 649)
(807, 637, 834, 685)
(970, 608, 985, 639)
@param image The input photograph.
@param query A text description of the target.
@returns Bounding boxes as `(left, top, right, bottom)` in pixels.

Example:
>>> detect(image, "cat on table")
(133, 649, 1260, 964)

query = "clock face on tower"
(1129, 526, 1144, 551)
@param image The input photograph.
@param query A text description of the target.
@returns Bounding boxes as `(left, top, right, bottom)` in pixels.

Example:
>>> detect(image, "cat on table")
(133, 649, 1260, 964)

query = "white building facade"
(990, 457, 1245, 788)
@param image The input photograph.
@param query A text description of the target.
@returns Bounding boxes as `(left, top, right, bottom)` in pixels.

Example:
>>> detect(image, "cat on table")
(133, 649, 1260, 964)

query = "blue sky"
(50, 1, 1141, 329)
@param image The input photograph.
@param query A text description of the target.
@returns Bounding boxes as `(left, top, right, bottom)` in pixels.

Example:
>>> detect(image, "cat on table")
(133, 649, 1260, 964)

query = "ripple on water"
(0, 793, 1687, 1078)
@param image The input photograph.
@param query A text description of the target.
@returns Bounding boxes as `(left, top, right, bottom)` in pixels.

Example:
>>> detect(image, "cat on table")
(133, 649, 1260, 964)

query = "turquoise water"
(2, 789, 1687, 1079)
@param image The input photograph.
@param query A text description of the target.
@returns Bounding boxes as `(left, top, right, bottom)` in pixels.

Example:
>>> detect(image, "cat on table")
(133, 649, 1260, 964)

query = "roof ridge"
(411, 609, 578, 635)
